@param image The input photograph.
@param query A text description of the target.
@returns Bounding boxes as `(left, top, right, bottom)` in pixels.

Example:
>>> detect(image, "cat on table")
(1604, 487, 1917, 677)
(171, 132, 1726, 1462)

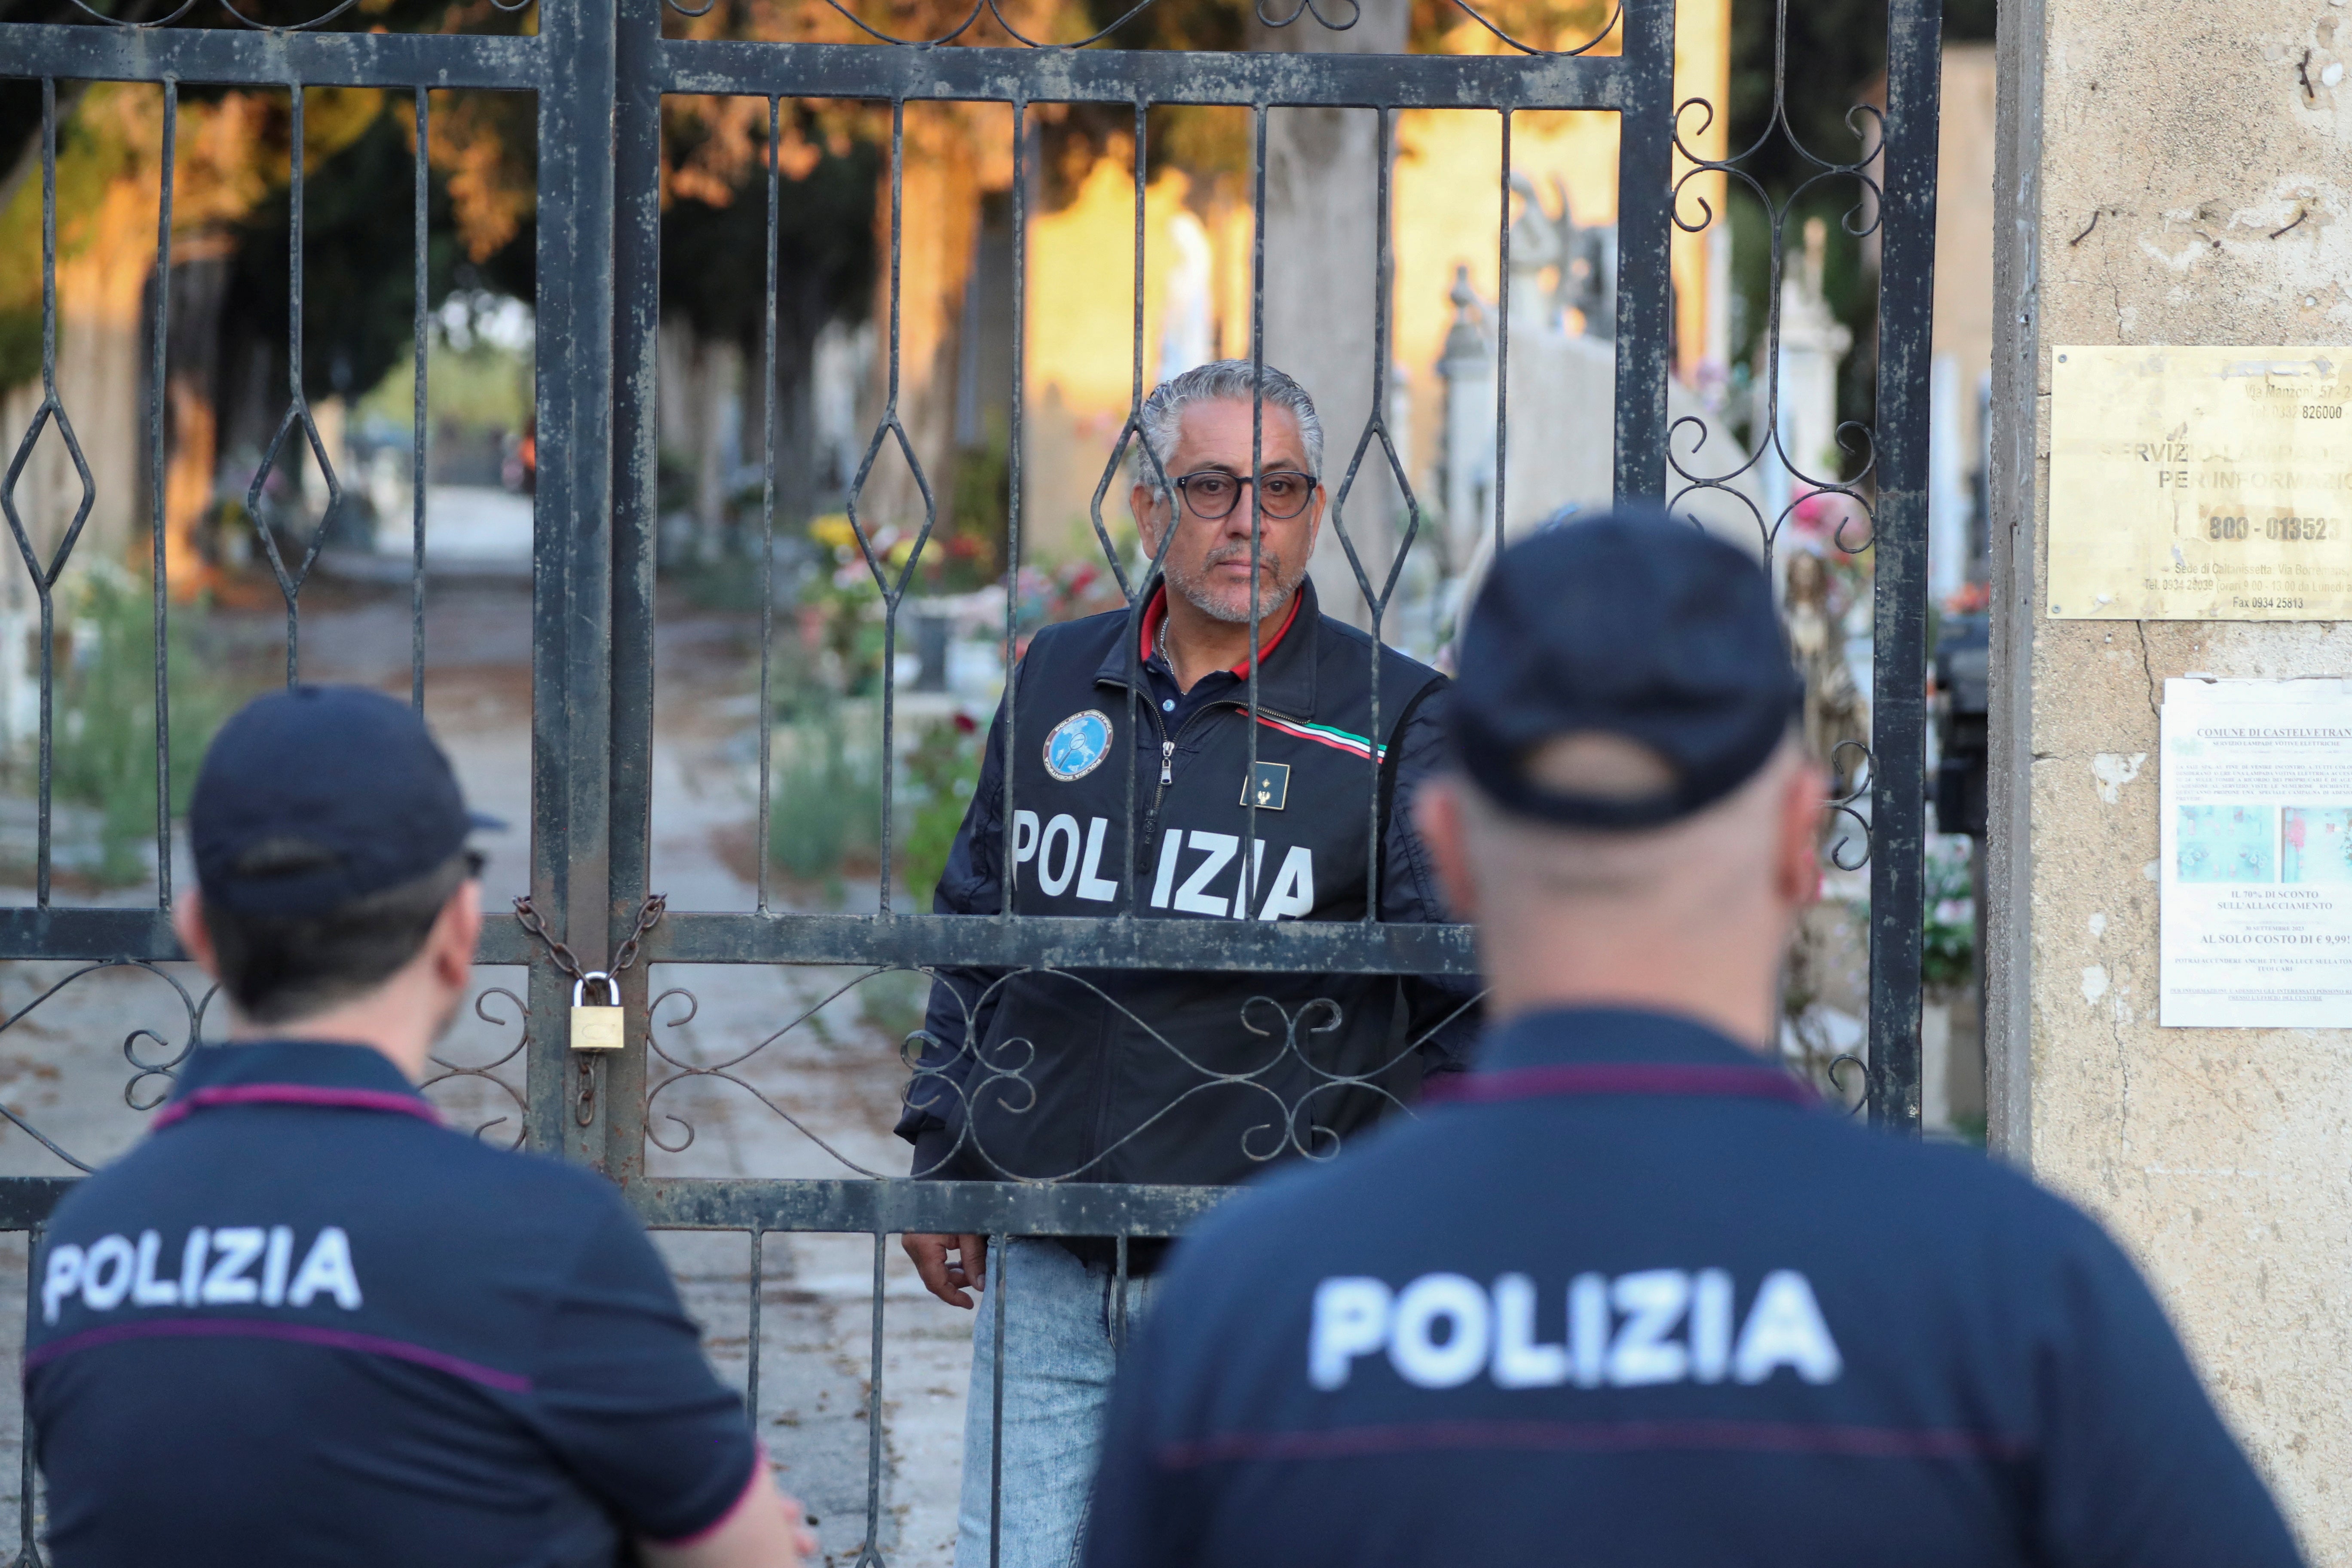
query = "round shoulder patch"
(1043, 709, 1113, 782)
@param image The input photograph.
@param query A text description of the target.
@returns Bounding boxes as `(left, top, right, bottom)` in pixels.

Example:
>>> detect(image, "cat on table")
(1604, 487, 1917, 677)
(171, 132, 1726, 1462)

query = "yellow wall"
(1026, 152, 1189, 415)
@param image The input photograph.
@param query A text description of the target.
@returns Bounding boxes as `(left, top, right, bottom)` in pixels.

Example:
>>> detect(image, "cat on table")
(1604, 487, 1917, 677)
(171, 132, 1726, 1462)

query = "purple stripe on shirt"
(1158, 1418, 2028, 1470)
(1425, 1063, 1818, 1109)
(151, 1084, 442, 1131)
(23, 1317, 530, 1393)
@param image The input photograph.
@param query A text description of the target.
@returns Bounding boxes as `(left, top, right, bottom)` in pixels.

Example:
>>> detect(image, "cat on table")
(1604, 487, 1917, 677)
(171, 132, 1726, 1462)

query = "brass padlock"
(570, 972, 624, 1051)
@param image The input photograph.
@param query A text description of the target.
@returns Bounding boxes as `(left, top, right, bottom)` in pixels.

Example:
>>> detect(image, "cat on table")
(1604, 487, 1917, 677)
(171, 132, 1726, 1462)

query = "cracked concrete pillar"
(1990, 0, 2352, 1553)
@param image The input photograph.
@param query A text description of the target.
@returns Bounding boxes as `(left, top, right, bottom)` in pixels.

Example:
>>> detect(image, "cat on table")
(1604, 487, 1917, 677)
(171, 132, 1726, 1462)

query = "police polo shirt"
(1136, 582, 1302, 733)
(1084, 1008, 2306, 1568)
(25, 1040, 761, 1567)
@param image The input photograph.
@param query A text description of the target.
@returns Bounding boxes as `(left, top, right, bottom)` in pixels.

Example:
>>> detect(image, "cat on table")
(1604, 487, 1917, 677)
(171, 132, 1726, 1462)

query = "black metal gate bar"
(754, 95, 784, 917)
(599, 0, 665, 1181)
(529, 0, 626, 1157)
(0, 25, 542, 83)
(636, 1178, 1231, 1239)
(150, 81, 178, 894)
(1609, 0, 1673, 501)
(0, 1185, 71, 1231)
(0, 908, 536, 964)
(409, 85, 432, 710)
(13, 80, 75, 910)
(1494, 109, 1510, 551)
(1865, 0, 1942, 1130)
(646, 907, 1479, 970)
(655, 40, 1632, 105)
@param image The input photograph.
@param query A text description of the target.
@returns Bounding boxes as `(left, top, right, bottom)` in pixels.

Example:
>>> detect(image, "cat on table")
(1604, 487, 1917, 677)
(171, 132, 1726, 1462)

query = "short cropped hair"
(201, 851, 475, 1024)
(1136, 359, 1324, 498)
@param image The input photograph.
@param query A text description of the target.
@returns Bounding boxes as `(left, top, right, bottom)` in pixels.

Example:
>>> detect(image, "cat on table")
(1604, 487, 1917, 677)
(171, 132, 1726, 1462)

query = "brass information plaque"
(2048, 345, 2352, 619)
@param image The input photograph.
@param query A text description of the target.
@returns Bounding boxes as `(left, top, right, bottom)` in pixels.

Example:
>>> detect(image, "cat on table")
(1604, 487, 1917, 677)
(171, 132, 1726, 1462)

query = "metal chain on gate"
(513, 894, 668, 1127)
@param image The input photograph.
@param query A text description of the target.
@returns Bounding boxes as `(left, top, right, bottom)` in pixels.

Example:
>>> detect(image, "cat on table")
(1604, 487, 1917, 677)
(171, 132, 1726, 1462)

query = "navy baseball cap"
(190, 686, 502, 917)
(1448, 509, 1805, 830)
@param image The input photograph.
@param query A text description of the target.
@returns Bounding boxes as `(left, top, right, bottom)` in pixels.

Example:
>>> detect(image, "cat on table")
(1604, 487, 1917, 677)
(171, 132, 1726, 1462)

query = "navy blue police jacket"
(1084, 1008, 2307, 1568)
(895, 578, 1477, 1190)
(24, 1040, 762, 1568)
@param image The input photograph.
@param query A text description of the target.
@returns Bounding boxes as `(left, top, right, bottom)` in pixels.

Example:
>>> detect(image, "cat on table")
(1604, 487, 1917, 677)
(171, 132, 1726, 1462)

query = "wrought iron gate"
(0, 0, 1940, 1554)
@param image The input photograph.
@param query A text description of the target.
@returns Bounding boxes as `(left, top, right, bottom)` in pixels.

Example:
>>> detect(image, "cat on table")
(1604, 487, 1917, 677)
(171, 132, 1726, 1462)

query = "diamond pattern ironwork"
(0, 394, 97, 595)
(841, 414, 936, 611)
(245, 400, 344, 683)
(1326, 415, 1424, 628)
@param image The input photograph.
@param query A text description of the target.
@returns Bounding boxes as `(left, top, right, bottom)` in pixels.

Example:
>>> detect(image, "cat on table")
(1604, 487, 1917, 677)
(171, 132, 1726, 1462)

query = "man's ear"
(1414, 776, 1478, 922)
(1130, 481, 1164, 555)
(430, 879, 483, 992)
(1774, 757, 1829, 909)
(172, 890, 221, 982)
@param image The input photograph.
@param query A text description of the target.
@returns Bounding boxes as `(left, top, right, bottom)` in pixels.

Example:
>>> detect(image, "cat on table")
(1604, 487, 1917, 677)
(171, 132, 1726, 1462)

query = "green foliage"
(1920, 837, 1975, 992)
(0, 311, 35, 395)
(0, 86, 140, 391)
(1148, 106, 1253, 186)
(898, 717, 983, 907)
(227, 105, 530, 410)
(658, 124, 876, 347)
(47, 565, 240, 884)
(357, 332, 534, 439)
(768, 704, 883, 890)
(764, 703, 982, 906)
(942, 420, 1009, 591)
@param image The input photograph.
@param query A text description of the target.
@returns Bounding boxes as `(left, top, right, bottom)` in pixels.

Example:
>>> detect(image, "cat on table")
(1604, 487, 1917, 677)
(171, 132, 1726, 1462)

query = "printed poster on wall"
(2161, 677, 2352, 1027)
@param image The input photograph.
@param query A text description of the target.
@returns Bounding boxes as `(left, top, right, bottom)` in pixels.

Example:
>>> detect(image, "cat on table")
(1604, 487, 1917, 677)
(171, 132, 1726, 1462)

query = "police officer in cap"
(28, 686, 813, 1568)
(1081, 512, 2305, 1567)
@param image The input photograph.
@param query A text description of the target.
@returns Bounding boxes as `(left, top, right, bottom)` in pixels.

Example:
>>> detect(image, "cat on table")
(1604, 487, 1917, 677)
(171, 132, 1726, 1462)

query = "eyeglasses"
(1170, 469, 1317, 521)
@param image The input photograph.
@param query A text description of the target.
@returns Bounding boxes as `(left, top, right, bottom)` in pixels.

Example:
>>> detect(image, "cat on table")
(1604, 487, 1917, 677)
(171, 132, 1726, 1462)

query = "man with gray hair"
(896, 359, 1475, 1567)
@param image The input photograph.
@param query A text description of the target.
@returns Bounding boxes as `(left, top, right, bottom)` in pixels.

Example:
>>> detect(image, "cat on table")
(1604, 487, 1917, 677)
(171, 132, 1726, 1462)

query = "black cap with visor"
(1446, 508, 1805, 830)
(189, 685, 502, 918)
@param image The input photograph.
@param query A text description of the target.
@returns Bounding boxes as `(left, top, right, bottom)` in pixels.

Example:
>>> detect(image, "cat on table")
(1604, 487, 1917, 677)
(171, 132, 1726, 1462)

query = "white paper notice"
(2160, 677, 2352, 1027)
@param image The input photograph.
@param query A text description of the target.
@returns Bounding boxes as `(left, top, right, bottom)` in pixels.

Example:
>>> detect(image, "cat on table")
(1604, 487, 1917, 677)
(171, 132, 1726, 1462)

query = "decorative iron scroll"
(419, 987, 532, 1148)
(639, 965, 1483, 1179)
(0, 960, 208, 1174)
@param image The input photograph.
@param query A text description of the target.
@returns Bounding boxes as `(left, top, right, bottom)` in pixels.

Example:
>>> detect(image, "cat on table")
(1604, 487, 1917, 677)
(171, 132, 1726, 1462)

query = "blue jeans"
(956, 1237, 1159, 1568)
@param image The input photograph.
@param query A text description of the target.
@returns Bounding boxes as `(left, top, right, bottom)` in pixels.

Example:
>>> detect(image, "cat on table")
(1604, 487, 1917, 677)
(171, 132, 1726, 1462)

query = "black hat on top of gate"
(190, 685, 503, 918)
(1446, 507, 1804, 831)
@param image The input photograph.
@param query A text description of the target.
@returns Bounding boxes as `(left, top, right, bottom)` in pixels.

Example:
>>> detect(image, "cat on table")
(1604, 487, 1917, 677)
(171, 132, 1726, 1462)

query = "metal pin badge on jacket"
(1243, 761, 1290, 810)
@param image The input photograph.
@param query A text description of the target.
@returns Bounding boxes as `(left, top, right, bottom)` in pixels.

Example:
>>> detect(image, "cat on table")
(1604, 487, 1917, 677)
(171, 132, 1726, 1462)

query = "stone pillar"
(1990, 0, 2352, 1552)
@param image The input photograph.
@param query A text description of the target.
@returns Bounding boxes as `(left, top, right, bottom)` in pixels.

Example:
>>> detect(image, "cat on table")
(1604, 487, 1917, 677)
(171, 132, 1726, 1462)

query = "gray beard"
(1168, 560, 1296, 624)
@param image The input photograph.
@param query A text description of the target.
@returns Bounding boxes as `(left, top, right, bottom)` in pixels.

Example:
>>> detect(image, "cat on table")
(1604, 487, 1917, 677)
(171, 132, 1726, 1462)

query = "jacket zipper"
(1090, 694, 1179, 1176)
(1112, 679, 1311, 846)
